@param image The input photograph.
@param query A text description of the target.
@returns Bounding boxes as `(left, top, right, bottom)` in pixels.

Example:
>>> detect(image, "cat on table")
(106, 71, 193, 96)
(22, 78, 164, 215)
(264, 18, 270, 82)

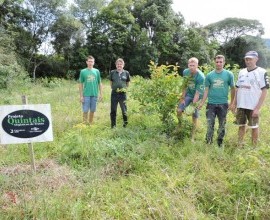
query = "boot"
(123, 113, 128, 127)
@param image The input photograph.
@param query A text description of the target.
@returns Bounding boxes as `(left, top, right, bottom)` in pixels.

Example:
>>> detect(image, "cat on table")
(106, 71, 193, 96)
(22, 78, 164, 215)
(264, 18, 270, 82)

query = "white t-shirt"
(236, 67, 269, 110)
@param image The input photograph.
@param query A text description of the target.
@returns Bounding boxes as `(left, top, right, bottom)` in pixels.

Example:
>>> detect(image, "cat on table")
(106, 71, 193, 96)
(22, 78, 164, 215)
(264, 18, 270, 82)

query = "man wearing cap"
(233, 51, 269, 147)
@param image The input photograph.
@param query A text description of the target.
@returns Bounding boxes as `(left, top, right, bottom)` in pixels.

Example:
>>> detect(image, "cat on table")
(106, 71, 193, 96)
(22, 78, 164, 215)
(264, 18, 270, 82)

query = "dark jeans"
(205, 103, 228, 145)
(110, 91, 128, 127)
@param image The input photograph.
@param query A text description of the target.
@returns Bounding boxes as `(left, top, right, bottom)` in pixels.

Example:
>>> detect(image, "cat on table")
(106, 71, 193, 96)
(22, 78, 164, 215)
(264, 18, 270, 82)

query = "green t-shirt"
(109, 70, 130, 91)
(79, 68, 101, 96)
(183, 68, 205, 99)
(205, 69, 235, 104)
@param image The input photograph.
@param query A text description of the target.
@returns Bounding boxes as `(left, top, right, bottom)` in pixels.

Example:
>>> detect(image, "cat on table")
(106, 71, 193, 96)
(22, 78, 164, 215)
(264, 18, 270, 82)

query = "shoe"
(123, 122, 128, 128)
(217, 140, 223, 147)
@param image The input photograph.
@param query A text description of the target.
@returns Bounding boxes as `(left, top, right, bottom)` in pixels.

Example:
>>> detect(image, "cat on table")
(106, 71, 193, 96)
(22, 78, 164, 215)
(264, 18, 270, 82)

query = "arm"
(231, 87, 238, 113)
(99, 82, 103, 101)
(79, 83, 84, 103)
(197, 87, 209, 109)
(126, 71, 130, 87)
(194, 73, 205, 104)
(179, 89, 186, 103)
(193, 90, 200, 103)
(228, 87, 236, 110)
(252, 88, 268, 117)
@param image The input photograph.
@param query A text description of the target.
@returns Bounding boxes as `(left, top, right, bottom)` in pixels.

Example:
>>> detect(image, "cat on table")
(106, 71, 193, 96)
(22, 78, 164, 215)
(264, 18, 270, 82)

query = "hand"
(80, 96, 84, 103)
(252, 108, 259, 117)
(197, 104, 202, 110)
(229, 103, 236, 113)
(179, 97, 185, 104)
(98, 95, 103, 102)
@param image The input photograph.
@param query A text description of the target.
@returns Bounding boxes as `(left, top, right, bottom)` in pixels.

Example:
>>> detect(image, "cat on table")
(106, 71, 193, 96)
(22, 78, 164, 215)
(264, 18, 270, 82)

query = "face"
(86, 59, 94, 68)
(188, 61, 198, 74)
(215, 58, 225, 71)
(244, 57, 257, 70)
(116, 61, 124, 71)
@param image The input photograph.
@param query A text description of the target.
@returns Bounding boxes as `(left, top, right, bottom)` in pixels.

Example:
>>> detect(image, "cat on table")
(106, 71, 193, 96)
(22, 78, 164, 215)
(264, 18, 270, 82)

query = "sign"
(0, 104, 53, 144)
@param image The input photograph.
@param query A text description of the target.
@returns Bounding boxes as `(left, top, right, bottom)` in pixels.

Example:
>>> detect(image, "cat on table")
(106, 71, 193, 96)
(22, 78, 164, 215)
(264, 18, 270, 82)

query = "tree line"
(0, 0, 270, 86)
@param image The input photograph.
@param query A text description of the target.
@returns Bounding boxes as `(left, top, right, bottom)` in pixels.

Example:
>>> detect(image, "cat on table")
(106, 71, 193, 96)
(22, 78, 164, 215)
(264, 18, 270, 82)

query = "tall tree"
(15, 0, 66, 79)
(50, 14, 83, 56)
(222, 36, 270, 68)
(205, 18, 264, 45)
(132, 0, 185, 65)
(88, 0, 135, 74)
(0, 30, 28, 89)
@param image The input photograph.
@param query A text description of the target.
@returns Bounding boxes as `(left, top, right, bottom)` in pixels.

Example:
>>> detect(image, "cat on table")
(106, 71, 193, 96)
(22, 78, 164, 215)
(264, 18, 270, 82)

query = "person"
(109, 58, 131, 128)
(233, 51, 269, 147)
(198, 55, 235, 147)
(79, 55, 103, 124)
(177, 57, 205, 141)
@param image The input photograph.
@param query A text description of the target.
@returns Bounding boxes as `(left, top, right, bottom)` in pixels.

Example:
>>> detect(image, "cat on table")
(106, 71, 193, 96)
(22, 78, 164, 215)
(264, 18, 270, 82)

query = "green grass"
(0, 79, 270, 219)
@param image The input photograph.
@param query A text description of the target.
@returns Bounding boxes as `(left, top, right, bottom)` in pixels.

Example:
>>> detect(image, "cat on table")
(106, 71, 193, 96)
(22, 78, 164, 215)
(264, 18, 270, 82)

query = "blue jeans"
(82, 96, 98, 112)
(205, 103, 228, 145)
(110, 91, 127, 127)
(178, 95, 199, 118)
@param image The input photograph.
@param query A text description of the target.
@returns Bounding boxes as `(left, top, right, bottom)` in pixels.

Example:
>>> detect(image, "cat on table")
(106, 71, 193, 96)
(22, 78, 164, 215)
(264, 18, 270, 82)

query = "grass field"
(0, 79, 270, 219)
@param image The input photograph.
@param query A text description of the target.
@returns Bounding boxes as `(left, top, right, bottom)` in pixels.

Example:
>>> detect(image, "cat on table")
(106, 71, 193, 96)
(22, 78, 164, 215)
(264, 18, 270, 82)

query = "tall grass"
(0, 79, 270, 219)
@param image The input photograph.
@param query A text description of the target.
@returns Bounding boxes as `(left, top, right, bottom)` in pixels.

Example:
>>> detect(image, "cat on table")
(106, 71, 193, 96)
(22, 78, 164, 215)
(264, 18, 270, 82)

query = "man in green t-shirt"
(177, 57, 205, 141)
(79, 55, 103, 124)
(198, 55, 235, 147)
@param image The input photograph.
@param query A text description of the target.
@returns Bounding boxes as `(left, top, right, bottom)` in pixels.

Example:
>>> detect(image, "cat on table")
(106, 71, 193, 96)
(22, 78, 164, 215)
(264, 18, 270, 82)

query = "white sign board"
(0, 104, 53, 144)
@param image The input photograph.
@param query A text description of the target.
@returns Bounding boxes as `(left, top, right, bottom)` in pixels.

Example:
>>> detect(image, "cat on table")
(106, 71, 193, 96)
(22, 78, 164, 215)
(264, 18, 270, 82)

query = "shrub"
(130, 61, 188, 134)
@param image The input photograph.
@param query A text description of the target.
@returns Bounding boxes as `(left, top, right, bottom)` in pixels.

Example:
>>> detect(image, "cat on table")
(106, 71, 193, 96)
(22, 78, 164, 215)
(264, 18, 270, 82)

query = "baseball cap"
(244, 51, 258, 58)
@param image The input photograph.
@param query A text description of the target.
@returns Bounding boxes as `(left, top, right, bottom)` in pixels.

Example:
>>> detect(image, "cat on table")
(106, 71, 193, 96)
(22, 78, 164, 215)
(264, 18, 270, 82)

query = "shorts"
(236, 108, 259, 128)
(178, 95, 199, 118)
(82, 96, 98, 112)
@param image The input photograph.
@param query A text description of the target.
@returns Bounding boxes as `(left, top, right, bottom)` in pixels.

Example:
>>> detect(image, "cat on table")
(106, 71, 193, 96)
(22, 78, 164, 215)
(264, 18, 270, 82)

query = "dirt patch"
(1, 159, 82, 210)
(0, 159, 80, 190)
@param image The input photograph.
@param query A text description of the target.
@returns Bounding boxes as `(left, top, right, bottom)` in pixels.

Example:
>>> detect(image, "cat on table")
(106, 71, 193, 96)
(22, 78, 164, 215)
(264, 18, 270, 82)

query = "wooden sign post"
(21, 95, 36, 173)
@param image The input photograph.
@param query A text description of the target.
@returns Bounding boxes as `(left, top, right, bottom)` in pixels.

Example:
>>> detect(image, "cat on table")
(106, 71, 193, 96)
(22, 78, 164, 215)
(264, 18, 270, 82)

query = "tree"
(222, 36, 270, 68)
(0, 0, 26, 30)
(88, 0, 135, 74)
(132, 0, 185, 65)
(205, 18, 264, 45)
(71, 0, 108, 33)
(0, 30, 29, 89)
(50, 14, 83, 56)
(177, 23, 218, 67)
(130, 61, 183, 132)
(15, 0, 66, 79)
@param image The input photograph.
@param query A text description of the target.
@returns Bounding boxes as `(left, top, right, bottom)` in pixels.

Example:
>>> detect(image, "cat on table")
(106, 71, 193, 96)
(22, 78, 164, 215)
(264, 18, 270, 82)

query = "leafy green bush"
(0, 63, 29, 90)
(37, 77, 63, 88)
(0, 32, 30, 89)
(131, 61, 185, 132)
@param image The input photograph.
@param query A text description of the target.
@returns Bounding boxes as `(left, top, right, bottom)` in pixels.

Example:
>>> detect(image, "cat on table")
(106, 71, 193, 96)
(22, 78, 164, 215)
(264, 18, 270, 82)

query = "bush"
(131, 61, 185, 131)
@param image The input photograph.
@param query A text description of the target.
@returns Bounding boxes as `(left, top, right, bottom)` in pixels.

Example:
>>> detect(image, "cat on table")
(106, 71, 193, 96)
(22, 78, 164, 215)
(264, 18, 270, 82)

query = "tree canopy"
(0, 0, 269, 81)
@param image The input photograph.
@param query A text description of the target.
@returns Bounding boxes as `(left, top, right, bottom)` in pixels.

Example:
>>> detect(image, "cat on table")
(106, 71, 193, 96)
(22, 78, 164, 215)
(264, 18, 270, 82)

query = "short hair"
(86, 55, 95, 61)
(188, 57, 199, 64)
(215, 55, 225, 62)
(115, 58, 125, 65)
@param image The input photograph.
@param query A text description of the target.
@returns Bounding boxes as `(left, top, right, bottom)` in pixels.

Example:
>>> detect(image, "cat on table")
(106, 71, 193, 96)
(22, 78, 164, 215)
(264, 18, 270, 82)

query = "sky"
(172, 0, 270, 38)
